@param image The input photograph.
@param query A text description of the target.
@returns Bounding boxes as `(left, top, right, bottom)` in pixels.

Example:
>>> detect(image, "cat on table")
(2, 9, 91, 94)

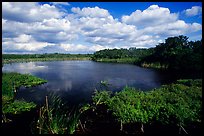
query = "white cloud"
(184, 6, 202, 16)
(2, 3, 202, 54)
(141, 20, 202, 36)
(2, 19, 7, 25)
(59, 43, 107, 53)
(13, 34, 32, 43)
(3, 34, 49, 51)
(60, 43, 87, 52)
(71, 6, 110, 18)
(32, 18, 71, 33)
(122, 5, 178, 28)
(121, 5, 202, 42)
(2, 20, 31, 38)
(70, 7, 139, 46)
(2, 2, 63, 22)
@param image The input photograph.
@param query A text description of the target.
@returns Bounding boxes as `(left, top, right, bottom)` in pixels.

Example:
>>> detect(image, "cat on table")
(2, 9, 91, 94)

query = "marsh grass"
(2, 72, 47, 98)
(33, 93, 81, 134)
(2, 72, 47, 123)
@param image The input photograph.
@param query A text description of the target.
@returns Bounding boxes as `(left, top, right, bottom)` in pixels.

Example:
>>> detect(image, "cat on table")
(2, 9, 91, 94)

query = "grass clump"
(2, 72, 47, 97)
(33, 94, 81, 134)
(2, 100, 36, 114)
(2, 72, 47, 122)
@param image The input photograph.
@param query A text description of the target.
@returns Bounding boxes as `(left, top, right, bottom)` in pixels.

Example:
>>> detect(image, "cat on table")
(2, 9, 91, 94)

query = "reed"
(33, 93, 81, 134)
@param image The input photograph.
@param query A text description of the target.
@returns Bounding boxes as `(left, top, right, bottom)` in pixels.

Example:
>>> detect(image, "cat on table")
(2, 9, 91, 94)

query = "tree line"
(92, 35, 202, 72)
(3, 53, 92, 59)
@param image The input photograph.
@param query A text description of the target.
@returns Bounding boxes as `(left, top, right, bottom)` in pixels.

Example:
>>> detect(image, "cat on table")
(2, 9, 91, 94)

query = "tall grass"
(33, 93, 81, 134)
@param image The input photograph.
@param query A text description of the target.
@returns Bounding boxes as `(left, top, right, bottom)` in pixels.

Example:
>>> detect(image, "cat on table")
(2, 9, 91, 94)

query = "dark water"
(2, 60, 201, 106)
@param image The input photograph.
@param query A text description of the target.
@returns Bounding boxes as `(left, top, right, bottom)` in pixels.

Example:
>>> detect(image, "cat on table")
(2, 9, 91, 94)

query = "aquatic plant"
(2, 100, 36, 115)
(2, 72, 47, 123)
(2, 72, 47, 98)
(33, 94, 81, 134)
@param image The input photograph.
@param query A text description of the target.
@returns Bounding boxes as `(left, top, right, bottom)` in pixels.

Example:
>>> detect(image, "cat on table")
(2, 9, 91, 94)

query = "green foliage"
(92, 90, 111, 105)
(92, 48, 154, 64)
(92, 35, 202, 72)
(176, 79, 202, 87)
(2, 53, 92, 64)
(2, 72, 47, 97)
(107, 87, 150, 124)
(2, 100, 36, 114)
(92, 79, 202, 130)
(34, 94, 81, 134)
(140, 35, 202, 71)
(2, 72, 47, 123)
(148, 83, 200, 126)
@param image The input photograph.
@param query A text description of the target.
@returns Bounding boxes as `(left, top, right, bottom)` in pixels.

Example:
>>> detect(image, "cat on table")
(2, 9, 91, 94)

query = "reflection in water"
(2, 61, 200, 106)
(3, 62, 48, 74)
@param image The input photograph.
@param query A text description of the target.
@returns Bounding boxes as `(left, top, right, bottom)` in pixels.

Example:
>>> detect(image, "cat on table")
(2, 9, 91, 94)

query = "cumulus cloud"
(122, 5, 201, 40)
(141, 20, 202, 36)
(70, 6, 139, 46)
(2, 2, 63, 23)
(122, 5, 178, 28)
(2, 2, 78, 53)
(2, 2, 202, 54)
(59, 43, 108, 53)
(184, 6, 202, 16)
(71, 6, 110, 18)
(3, 34, 49, 52)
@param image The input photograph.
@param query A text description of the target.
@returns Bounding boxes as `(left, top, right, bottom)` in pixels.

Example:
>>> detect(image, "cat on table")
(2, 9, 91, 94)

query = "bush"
(91, 79, 202, 133)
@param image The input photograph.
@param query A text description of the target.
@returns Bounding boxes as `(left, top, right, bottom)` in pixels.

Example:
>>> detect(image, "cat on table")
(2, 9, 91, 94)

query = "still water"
(2, 60, 200, 105)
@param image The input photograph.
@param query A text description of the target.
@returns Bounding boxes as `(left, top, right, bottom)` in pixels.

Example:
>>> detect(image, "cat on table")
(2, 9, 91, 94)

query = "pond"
(2, 60, 200, 106)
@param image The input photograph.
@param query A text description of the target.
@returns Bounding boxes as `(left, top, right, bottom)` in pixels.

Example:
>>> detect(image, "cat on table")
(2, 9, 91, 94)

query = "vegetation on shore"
(32, 94, 81, 134)
(2, 72, 81, 134)
(2, 72, 47, 122)
(92, 48, 153, 64)
(86, 79, 202, 134)
(92, 35, 202, 72)
(2, 53, 92, 65)
(2, 72, 47, 97)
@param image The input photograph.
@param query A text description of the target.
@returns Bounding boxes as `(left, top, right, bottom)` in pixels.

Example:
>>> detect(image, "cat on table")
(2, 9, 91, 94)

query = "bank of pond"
(2, 72, 202, 135)
(3, 35, 202, 72)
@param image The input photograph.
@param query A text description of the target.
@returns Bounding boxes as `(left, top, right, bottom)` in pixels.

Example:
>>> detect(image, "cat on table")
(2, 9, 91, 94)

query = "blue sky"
(2, 2, 202, 54)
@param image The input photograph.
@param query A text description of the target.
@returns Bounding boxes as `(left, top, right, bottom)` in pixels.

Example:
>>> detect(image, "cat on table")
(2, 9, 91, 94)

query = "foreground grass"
(2, 72, 81, 134)
(2, 72, 47, 121)
(32, 94, 81, 134)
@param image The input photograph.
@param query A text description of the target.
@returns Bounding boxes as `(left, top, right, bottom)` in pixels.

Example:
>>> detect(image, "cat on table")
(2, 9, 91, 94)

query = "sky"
(2, 2, 202, 54)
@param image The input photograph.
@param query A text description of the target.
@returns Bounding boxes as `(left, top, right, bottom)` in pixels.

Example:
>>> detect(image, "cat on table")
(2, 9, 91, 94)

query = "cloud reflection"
(3, 62, 48, 74)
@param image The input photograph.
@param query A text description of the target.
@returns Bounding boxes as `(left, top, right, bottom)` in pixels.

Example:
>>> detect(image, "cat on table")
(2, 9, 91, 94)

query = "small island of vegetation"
(2, 72, 47, 122)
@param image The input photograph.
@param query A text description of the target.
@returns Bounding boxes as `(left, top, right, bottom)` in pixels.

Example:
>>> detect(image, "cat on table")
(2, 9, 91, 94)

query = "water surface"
(2, 60, 200, 105)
